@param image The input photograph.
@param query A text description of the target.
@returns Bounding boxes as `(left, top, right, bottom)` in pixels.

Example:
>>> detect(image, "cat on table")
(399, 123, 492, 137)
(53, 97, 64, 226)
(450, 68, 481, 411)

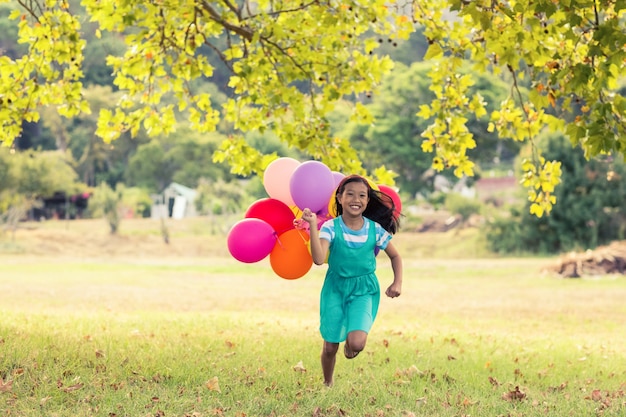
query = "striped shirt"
(319, 216, 392, 250)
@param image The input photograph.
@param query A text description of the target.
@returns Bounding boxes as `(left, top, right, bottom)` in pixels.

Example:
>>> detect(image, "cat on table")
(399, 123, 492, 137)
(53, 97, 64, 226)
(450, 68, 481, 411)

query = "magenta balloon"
(227, 218, 277, 263)
(263, 157, 300, 206)
(289, 161, 335, 212)
(245, 198, 295, 234)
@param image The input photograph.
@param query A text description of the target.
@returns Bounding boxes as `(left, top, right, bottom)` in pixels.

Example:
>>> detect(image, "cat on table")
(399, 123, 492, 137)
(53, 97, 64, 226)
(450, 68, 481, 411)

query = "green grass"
(1, 221, 626, 416)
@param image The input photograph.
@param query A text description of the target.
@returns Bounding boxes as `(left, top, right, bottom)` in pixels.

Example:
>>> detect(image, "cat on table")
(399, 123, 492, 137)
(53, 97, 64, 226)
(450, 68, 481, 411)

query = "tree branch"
(200, 1, 253, 41)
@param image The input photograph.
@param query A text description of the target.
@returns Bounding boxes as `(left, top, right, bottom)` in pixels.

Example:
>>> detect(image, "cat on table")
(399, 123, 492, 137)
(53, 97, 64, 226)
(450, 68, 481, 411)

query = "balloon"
(263, 157, 300, 206)
(331, 171, 345, 187)
(327, 189, 338, 217)
(245, 198, 295, 235)
(378, 184, 402, 219)
(316, 211, 333, 230)
(270, 229, 313, 280)
(227, 218, 277, 263)
(290, 161, 335, 213)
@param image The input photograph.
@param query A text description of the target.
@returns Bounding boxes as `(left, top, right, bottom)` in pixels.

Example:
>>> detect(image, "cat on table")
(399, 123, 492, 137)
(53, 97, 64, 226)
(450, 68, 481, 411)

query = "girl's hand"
(301, 208, 318, 227)
(385, 283, 401, 298)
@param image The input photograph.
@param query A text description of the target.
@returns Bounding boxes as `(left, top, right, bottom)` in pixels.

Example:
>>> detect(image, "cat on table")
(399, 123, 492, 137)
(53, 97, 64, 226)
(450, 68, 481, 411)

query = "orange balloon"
(270, 229, 313, 280)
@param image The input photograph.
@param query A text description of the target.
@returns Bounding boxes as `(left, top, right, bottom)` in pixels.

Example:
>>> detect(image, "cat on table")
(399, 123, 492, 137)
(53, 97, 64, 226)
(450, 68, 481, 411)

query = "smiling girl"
(299, 175, 403, 387)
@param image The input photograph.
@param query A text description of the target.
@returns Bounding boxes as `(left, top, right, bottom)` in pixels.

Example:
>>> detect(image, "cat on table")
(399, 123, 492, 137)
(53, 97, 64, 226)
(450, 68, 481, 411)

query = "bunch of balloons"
(226, 157, 402, 280)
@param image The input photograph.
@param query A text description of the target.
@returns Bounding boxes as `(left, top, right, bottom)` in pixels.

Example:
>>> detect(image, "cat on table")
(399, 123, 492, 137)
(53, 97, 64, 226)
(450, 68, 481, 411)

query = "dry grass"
(2, 218, 626, 416)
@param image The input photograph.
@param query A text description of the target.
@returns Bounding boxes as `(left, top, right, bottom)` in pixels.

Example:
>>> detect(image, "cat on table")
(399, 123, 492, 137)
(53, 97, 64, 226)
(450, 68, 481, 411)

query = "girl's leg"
(344, 330, 368, 359)
(321, 341, 339, 386)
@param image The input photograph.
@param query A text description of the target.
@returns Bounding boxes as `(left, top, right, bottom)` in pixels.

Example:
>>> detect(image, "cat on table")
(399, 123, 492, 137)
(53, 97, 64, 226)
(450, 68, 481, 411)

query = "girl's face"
(337, 181, 369, 216)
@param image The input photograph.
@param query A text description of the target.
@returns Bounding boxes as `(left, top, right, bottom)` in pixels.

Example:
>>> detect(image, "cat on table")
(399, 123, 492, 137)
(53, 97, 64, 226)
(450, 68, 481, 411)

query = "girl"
(299, 175, 403, 387)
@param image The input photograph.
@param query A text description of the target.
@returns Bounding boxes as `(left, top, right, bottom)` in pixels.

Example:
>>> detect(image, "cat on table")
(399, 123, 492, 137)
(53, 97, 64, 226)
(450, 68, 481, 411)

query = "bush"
(444, 192, 482, 222)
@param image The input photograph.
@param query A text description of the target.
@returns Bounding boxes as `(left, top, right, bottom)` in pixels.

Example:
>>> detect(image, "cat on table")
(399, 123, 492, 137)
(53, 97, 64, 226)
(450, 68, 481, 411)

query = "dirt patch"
(547, 240, 626, 278)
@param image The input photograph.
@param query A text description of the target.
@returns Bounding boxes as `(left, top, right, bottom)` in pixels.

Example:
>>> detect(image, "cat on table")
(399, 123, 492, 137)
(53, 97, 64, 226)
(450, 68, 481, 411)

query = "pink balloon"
(227, 218, 277, 263)
(290, 161, 335, 213)
(263, 158, 300, 206)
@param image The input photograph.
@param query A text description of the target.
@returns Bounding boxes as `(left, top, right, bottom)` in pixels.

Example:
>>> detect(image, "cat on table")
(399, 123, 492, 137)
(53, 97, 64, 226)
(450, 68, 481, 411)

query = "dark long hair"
(331, 175, 400, 234)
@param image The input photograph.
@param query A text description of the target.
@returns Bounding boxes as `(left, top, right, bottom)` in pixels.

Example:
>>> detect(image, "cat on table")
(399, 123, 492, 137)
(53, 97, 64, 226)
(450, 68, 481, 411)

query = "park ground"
(1, 217, 625, 416)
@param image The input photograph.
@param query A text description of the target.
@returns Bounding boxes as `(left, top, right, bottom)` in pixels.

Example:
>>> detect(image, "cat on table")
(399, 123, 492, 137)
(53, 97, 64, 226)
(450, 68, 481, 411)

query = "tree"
(485, 132, 626, 254)
(414, 1, 626, 216)
(340, 62, 515, 197)
(1, 1, 624, 215)
(0, 148, 84, 234)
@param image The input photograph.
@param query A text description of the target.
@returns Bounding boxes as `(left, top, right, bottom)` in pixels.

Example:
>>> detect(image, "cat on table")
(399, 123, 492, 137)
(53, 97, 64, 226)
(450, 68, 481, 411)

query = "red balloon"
(245, 198, 296, 235)
(270, 229, 312, 280)
(378, 185, 402, 219)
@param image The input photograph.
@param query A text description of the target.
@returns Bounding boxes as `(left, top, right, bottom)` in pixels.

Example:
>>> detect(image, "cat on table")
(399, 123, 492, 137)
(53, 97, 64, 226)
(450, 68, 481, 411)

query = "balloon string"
(296, 229, 309, 245)
(274, 232, 284, 249)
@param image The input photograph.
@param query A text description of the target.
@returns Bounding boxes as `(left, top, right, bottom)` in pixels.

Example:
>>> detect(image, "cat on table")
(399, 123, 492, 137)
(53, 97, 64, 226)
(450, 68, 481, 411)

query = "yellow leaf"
(205, 376, 221, 392)
(292, 360, 306, 373)
(529, 203, 544, 218)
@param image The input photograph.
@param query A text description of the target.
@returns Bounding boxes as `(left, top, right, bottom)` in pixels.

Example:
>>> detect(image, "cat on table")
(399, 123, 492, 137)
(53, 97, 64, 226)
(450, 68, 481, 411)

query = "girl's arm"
(301, 208, 330, 265)
(384, 241, 403, 298)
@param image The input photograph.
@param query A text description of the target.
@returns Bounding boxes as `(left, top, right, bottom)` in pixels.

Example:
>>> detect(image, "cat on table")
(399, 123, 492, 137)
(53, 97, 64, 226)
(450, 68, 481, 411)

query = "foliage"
(125, 130, 232, 193)
(444, 192, 482, 222)
(341, 62, 514, 196)
(0, 148, 83, 203)
(89, 181, 122, 234)
(416, 1, 626, 216)
(485, 132, 626, 255)
(194, 178, 252, 216)
(119, 186, 153, 218)
(0, 147, 84, 232)
(1, 0, 625, 217)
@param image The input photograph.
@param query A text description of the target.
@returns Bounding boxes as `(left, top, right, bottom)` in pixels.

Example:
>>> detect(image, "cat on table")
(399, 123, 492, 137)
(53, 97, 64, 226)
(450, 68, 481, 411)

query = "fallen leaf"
(447, 355, 456, 360)
(205, 376, 221, 393)
(382, 339, 389, 348)
(40, 396, 51, 406)
(590, 389, 603, 401)
(95, 349, 105, 358)
(225, 340, 235, 348)
(502, 386, 526, 401)
(293, 360, 306, 373)
(488, 376, 500, 387)
(0, 378, 13, 393)
(13, 368, 24, 376)
(61, 383, 84, 393)
(461, 396, 478, 406)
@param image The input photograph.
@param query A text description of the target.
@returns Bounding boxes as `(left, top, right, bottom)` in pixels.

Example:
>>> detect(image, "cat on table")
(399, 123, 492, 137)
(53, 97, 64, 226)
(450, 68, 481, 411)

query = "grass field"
(1, 218, 626, 416)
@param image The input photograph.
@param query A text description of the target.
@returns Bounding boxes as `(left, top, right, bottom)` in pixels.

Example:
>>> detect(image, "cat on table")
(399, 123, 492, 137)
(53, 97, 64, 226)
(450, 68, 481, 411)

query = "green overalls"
(319, 217, 381, 343)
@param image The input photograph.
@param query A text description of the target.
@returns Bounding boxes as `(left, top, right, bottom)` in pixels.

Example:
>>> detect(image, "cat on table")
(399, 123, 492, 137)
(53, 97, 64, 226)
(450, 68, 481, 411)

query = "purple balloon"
(332, 171, 345, 187)
(227, 218, 277, 263)
(290, 161, 335, 212)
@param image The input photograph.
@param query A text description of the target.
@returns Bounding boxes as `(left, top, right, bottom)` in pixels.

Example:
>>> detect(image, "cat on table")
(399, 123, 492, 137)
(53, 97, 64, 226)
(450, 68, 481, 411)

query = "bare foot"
(344, 342, 359, 359)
